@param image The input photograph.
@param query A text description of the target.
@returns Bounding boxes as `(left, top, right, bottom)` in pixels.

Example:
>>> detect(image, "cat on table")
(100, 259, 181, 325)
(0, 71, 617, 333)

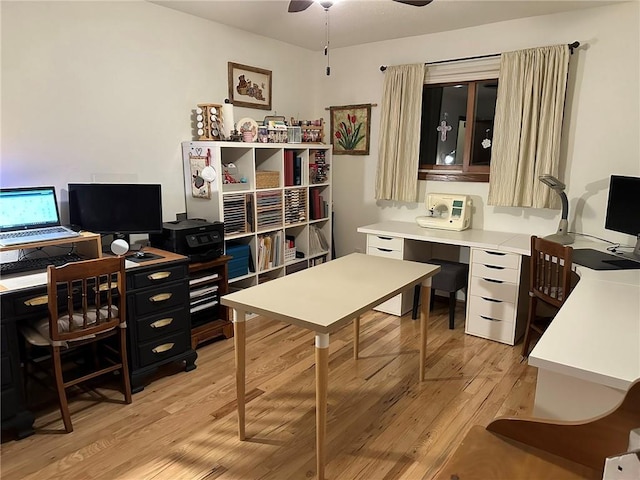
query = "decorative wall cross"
(437, 120, 452, 142)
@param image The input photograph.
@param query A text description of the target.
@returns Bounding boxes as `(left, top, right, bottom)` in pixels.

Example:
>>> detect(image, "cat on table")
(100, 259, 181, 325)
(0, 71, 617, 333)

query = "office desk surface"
(358, 221, 640, 401)
(222, 252, 440, 334)
(358, 221, 526, 253)
(0, 247, 185, 293)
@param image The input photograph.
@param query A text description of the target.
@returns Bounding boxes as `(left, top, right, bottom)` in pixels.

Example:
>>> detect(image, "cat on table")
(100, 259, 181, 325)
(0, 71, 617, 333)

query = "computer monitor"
(605, 175, 640, 261)
(68, 183, 163, 243)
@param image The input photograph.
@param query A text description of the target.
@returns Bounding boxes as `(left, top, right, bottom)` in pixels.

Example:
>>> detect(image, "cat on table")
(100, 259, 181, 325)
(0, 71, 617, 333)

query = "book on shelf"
(309, 225, 329, 254)
(294, 155, 302, 186)
(285, 150, 294, 186)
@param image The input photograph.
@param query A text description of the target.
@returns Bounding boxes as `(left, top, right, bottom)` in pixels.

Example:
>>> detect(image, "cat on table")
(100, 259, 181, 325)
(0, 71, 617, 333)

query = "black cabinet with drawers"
(0, 248, 197, 437)
(126, 252, 197, 393)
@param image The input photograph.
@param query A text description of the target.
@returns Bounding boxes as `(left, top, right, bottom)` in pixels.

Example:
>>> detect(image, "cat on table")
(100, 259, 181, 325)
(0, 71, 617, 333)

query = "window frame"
(418, 56, 501, 183)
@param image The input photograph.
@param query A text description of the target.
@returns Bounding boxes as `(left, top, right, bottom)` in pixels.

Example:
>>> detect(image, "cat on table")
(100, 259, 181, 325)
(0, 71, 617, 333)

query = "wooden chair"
(521, 235, 574, 357)
(437, 379, 640, 479)
(20, 256, 132, 432)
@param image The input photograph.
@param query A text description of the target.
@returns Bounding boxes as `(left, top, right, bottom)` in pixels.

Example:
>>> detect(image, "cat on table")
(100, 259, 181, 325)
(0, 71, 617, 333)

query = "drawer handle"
(483, 278, 504, 284)
(149, 292, 172, 302)
(24, 295, 48, 307)
(376, 248, 392, 252)
(148, 271, 171, 281)
(485, 251, 506, 256)
(480, 315, 501, 322)
(481, 297, 503, 303)
(150, 318, 174, 328)
(484, 265, 505, 270)
(377, 236, 394, 240)
(152, 343, 175, 354)
(97, 282, 118, 292)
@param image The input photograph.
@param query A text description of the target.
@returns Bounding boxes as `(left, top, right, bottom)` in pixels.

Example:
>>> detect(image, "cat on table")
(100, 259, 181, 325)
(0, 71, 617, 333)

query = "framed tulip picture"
(329, 104, 372, 155)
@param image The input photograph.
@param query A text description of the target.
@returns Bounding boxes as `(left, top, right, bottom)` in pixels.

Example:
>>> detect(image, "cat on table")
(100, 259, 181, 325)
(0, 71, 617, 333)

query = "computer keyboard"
(0, 253, 84, 275)
(0, 226, 69, 240)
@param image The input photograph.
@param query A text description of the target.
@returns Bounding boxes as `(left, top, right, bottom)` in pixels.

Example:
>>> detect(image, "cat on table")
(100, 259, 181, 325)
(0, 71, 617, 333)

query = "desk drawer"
(136, 306, 188, 342)
(467, 295, 516, 323)
(132, 282, 188, 317)
(367, 234, 403, 251)
(465, 310, 514, 345)
(469, 276, 518, 304)
(367, 246, 403, 260)
(472, 249, 520, 269)
(130, 264, 187, 290)
(137, 331, 189, 367)
(471, 263, 520, 283)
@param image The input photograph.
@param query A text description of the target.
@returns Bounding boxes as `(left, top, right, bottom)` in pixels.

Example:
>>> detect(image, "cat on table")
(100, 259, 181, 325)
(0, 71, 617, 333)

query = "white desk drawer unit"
(365, 234, 418, 315)
(465, 248, 527, 345)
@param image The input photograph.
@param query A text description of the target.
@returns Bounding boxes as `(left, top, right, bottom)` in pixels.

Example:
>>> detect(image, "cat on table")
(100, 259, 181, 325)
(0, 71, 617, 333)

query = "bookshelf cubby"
(182, 141, 332, 290)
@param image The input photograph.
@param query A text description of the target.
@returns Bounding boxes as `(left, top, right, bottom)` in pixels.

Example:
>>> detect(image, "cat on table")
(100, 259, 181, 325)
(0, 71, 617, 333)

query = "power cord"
(568, 231, 634, 252)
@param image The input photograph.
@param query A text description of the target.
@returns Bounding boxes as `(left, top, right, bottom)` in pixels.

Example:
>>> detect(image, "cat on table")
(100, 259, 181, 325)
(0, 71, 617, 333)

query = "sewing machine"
(415, 193, 472, 231)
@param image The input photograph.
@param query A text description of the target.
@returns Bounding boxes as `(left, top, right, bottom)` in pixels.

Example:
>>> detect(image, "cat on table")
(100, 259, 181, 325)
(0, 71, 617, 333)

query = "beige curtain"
(488, 44, 570, 208)
(375, 63, 425, 202)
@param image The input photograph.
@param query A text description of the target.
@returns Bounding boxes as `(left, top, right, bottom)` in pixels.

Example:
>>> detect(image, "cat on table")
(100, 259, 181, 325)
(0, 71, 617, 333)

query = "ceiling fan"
(288, 0, 434, 75)
(288, 0, 434, 13)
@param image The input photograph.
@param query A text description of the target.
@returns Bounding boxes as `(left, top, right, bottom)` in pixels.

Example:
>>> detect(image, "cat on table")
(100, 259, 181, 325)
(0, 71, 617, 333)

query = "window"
(419, 79, 498, 182)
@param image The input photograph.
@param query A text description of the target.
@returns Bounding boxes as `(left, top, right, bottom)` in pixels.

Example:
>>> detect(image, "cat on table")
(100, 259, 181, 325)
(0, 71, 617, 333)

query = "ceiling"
(150, 0, 621, 52)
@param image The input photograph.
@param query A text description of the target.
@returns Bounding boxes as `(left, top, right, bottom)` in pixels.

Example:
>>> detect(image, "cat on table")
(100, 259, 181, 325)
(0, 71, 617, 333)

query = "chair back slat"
(529, 236, 573, 308)
(47, 257, 126, 342)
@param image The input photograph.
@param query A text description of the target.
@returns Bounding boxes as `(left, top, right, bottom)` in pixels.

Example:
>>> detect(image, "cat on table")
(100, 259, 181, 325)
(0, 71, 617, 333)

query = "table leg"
(233, 309, 247, 440)
(353, 315, 360, 360)
(419, 279, 432, 382)
(315, 333, 329, 480)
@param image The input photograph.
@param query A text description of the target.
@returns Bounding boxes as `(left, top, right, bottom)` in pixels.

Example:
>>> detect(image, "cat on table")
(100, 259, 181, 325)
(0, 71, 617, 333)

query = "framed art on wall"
(228, 62, 272, 110)
(329, 104, 372, 155)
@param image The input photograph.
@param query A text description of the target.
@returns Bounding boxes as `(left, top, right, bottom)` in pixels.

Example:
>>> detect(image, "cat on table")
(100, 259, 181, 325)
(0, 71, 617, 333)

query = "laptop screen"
(0, 186, 62, 231)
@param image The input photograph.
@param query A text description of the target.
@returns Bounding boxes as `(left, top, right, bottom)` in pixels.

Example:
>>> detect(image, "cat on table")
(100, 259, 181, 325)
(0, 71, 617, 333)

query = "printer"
(150, 219, 224, 262)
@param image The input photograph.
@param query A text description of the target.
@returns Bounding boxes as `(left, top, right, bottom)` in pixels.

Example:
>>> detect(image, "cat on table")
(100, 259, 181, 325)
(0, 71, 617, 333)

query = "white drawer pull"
(481, 297, 503, 303)
(148, 271, 171, 281)
(152, 343, 175, 354)
(150, 318, 174, 328)
(484, 265, 505, 270)
(480, 315, 501, 322)
(149, 292, 172, 302)
(483, 278, 504, 284)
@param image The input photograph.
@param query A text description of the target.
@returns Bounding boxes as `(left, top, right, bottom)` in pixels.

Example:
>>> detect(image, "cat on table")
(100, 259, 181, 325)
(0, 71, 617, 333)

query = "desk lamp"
(539, 174, 574, 245)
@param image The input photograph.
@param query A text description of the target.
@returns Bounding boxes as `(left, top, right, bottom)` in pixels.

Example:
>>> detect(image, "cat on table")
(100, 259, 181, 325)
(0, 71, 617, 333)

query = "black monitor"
(605, 175, 640, 261)
(68, 183, 163, 242)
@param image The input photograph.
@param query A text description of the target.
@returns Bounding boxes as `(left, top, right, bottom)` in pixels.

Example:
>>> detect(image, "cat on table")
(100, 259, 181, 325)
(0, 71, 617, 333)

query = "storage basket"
(256, 171, 280, 189)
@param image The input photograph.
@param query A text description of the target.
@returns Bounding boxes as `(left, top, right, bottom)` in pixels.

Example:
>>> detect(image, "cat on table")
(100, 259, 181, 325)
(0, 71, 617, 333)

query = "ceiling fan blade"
(393, 0, 434, 6)
(288, 0, 314, 13)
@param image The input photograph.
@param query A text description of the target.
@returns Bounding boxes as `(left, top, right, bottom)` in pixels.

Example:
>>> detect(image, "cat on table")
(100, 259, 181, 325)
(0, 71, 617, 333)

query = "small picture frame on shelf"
(228, 62, 272, 110)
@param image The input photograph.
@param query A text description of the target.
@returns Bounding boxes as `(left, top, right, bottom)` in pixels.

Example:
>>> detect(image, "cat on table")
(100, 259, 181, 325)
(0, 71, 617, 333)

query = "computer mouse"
(135, 251, 147, 258)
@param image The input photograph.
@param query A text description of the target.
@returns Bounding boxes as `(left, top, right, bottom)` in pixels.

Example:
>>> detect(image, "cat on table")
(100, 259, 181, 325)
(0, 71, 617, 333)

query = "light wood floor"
(1, 302, 537, 480)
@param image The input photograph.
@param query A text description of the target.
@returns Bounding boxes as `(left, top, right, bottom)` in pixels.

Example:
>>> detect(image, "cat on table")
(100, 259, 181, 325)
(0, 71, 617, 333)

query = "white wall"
(2, 1, 638, 257)
(1, 0, 317, 221)
(322, 2, 640, 256)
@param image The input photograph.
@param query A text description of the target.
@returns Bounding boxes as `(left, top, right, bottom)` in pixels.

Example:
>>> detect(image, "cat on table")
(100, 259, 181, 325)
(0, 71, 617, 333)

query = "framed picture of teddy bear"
(228, 62, 272, 110)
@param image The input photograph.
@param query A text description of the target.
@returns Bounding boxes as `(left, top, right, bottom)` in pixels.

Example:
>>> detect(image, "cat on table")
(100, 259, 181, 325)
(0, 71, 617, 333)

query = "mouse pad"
(126, 253, 163, 263)
(572, 249, 640, 270)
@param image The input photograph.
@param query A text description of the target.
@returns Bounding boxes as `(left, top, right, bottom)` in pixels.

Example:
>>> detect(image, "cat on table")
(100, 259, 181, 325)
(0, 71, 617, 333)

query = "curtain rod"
(379, 41, 580, 72)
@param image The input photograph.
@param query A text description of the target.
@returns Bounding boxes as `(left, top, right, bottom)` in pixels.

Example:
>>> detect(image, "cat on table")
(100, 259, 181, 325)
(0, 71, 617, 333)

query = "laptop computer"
(0, 186, 80, 246)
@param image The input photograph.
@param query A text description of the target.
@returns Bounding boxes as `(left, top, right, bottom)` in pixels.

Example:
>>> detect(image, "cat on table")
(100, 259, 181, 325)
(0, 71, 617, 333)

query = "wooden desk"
(221, 253, 440, 480)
